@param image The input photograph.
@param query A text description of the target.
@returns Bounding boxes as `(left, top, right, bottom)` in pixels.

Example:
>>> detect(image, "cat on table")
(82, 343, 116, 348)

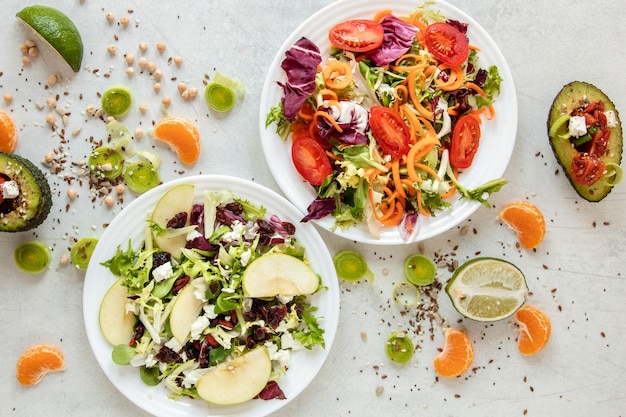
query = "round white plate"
(259, 0, 518, 245)
(83, 175, 340, 417)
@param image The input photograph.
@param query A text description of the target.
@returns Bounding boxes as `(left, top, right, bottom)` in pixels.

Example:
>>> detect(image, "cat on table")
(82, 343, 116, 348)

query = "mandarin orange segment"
(16, 343, 66, 386)
(152, 116, 200, 165)
(515, 304, 551, 355)
(0, 109, 18, 153)
(497, 201, 546, 249)
(433, 327, 474, 377)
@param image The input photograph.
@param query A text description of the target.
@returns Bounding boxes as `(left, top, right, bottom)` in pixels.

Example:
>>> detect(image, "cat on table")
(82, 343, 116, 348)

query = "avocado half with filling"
(547, 81, 623, 201)
(0, 152, 52, 232)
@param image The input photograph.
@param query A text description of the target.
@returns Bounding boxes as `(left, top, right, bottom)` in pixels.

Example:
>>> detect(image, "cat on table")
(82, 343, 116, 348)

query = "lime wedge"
(445, 257, 528, 322)
(16, 5, 83, 72)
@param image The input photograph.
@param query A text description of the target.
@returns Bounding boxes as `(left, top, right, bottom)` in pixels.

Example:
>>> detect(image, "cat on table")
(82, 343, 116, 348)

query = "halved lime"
(445, 257, 528, 322)
(16, 5, 83, 72)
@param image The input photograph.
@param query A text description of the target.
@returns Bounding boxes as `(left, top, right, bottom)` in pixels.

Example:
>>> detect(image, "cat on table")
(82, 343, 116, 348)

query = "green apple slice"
(99, 277, 135, 346)
(169, 283, 203, 344)
(196, 346, 272, 405)
(151, 184, 194, 259)
(242, 253, 319, 298)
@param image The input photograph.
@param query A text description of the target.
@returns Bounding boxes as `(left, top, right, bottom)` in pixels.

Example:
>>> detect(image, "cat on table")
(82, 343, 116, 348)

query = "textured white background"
(1, 0, 625, 416)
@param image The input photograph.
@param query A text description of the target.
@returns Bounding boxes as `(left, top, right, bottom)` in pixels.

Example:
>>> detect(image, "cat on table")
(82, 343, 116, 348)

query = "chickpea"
(104, 195, 115, 207)
(161, 95, 171, 106)
(125, 53, 135, 65)
(154, 69, 163, 80)
(173, 56, 183, 66)
(45, 113, 56, 125)
(107, 45, 117, 56)
(156, 42, 166, 53)
(138, 42, 148, 52)
(67, 188, 78, 200)
(119, 16, 130, 27)
(115, 184, 125, 195)
(105, 12, 115, 23)
(134, 128, 143, 139)
(139, 103, 148, 114)
(47, 74, 57, 86)
(126, 67, 135, 77)
(137, 57, 148, 68)
(3, 93, 13, 104)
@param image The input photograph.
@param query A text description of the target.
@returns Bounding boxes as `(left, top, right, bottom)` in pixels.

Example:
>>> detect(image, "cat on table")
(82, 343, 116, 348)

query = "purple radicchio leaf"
(446, 19, 468, 35)
(278, 37, 322, 120)
(189, 204, 204, 227)
(185, 234, 215, 251)
(301, 197, 336, 222)
(317, 103, 369, 145)
(363, 15, 418, 67)
(255, 381, 286, 401)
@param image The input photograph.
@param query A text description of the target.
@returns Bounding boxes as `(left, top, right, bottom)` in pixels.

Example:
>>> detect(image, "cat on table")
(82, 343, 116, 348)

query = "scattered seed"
(3, 93, 12, 104)
(119, 16, 130, 27)
(375, 386, 384, 396)
(177, 82, 187, 93)
(188, 87, 198, 98)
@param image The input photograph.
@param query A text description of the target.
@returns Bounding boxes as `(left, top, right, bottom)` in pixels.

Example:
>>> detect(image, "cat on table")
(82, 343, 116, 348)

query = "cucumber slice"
(123, 161, 160, 193)
(404, 254, 436, 286)
(70, 237, 98, 270)
(14, 241, 50, 273)
(101, 85, 133, 118)
(333, 249, 373, 282)
(88, 146, 125, 180)
(385, 332, 414, 364)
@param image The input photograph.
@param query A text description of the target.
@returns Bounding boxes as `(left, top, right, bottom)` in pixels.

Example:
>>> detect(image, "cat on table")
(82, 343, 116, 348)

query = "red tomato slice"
(424, 22, 469, 66)
(570, 153, 606, 185)
(291, 137, 333, 186)
(329, 20, 384, 53)
(450, 114, 481, 169)
(369, 106, 411, 160)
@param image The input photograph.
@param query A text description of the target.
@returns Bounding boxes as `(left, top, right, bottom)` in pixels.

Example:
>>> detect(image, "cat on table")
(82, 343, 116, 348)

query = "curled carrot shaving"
(297, 101, 316, 121)
(413, 162, 441, 181)
(441, 185, 457, 199)
(401, 178, 417, 197)
(391, 159, 406, 198)
(415, 190, 431, 217)
(434, 65, 465, 91)
(465, 82, 488, 97)
(323, 60, 353, 90)
(447, 103, 460, 116)
(319, 88, 339, 101)
(406, 135, 441, 182)
(390, 54, 429, 72)
(373, 8, 393, 23)
(381, 201, 404, 226)
(468, 44, 481, 51)
(313, 110, 343, 133)
(407, 70, 434, 119)
(291, 121, 311, 141)
(326, 150, 343, 161)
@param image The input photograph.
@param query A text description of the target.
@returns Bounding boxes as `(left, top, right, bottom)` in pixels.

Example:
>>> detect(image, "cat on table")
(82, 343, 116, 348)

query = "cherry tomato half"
(329, 20, 384, 53)
(369, 106, 411, 159)
(424, 22, 469, 66)
(570, 153, 607, 185)
(291, 137, 333, 186)
(450, 114, 481, 169)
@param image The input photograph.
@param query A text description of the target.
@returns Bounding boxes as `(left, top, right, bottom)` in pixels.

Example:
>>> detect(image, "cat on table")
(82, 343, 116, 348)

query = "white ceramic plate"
(83, 175, 340, 417)
(259, 0, 518, 245)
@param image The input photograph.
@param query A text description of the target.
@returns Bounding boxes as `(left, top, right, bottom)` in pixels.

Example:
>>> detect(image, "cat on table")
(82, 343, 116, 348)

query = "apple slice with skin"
(151, 183, 194, 259)
(169, 283, 204, 343)
(242, 253, 320, 298)
(99, 277, 135, 346)
(196, 346, 272, 405)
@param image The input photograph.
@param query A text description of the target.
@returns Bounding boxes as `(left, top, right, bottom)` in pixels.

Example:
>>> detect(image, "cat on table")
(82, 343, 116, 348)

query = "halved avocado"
(0, 152, 52, 232)
(547, 81, 623, 202)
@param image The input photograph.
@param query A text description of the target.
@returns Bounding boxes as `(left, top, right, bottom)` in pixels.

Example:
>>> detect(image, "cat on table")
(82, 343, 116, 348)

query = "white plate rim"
(83, 174, 340, 417)
(259, 0, 518, 245)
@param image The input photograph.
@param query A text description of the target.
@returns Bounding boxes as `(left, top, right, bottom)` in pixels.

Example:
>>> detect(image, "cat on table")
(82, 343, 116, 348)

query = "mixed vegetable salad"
(100, 188, 325, 404)
(266, 3, 507, 241)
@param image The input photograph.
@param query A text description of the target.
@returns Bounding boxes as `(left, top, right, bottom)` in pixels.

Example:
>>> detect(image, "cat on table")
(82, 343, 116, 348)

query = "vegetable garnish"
(99, 185, 327, 405)
(204, 72, 244, 112)
(70, 237, 98, 270)
(385, 331, 414, 364)
(392, 281, 421, 307)
(88, 146, 125, 180)
(403, 254, 436, 286)
(333, 249, 374, 282)
(266, 4, 506, 241)
(14, 241, 50, 274)
(101, 85, 133, 118)
(123, 161, 160, 193)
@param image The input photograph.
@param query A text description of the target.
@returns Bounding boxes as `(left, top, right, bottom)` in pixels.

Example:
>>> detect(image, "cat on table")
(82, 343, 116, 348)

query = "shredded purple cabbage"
(363, 15, 418, 66)
(278, 37, 321, 120)
(301, 197, 336, 222)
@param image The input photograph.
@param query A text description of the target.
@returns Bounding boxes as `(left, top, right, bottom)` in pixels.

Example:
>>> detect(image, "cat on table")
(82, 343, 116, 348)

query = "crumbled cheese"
(1, 180, 19, 199)
(165, 337, 183, 352)
(151, 262, 173, 282)
(221, 221, 245, 242)
(203, 304, 218, 319)
(568, 115, 587, 137)
(240, 249, 252, 267)
(186, 229, 203, 241)
(273, 349, 291, 370)
(190, 315, 210, 340)
(192, 277, 208, 302)
(605, 110, 618, 128)
(280, 331, 304, 351)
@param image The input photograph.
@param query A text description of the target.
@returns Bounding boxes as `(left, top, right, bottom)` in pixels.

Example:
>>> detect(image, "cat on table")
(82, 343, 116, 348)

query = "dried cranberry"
(155, 346, 182, 363)
(166, 212, 188, 228)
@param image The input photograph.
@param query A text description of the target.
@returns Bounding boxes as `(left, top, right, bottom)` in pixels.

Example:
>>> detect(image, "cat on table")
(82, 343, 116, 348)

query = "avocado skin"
(0, 152, 52, 232)
(547, 81, 623, 202)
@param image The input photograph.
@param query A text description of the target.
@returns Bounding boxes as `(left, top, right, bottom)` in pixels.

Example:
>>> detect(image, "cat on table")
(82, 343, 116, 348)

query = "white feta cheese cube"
(1, 180, 19, 199)
(151, 261, 173, 282)
(568, 115, 587, 137)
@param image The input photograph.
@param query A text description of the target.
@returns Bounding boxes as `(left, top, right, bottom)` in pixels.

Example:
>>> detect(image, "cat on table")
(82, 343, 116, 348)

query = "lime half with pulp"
(16, 5, 83, 72)
(445, 257, 528, 322)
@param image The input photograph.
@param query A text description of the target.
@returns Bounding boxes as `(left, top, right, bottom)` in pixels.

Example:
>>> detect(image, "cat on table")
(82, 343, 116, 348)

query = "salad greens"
(101, 189, 325, 403)
(266, 3, 507, 241)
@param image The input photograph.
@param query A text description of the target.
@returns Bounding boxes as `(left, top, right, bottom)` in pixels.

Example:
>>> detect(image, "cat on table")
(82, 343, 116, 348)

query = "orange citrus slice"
(433, 327, 474, 377)
(497, 201, 546, 249)
(16, 343, 66, 386)
(152, 116, 200, 165)
(0, 109, 18, 152)
(515, 304, 551, 355)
